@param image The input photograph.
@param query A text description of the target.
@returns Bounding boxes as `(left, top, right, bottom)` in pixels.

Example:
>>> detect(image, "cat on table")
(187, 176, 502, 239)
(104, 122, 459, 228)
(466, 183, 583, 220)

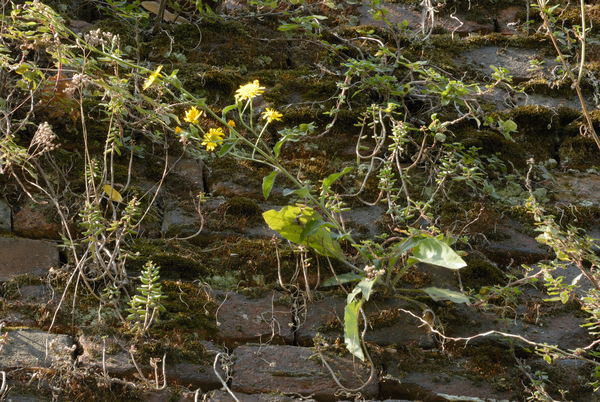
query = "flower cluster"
(201, 128, 224, 152)
(235, 80, 265, 101)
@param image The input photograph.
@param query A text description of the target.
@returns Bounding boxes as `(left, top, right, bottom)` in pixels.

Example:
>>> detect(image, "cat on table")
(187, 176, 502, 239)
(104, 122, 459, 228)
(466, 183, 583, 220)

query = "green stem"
(252, 124, 269, 159)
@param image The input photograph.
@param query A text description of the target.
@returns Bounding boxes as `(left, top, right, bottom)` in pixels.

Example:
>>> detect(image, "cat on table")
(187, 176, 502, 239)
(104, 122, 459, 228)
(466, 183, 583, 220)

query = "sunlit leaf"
(422, 287, 470, 303)
(263, 206, 343, 259)
(283, 187, 310, 198)
(358, 276, 379, 301)
(344, 299, 364, 361)
(103, 185, 123, 202)
(412, 237, 467, 270)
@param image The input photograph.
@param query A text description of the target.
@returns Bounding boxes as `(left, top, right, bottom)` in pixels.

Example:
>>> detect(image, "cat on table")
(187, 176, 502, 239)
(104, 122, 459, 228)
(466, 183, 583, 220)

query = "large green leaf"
(412, 237, 467, 270)
(344, 299, 364, 361)
(263, 206, 343, 259)
(422, 287, 470, 303)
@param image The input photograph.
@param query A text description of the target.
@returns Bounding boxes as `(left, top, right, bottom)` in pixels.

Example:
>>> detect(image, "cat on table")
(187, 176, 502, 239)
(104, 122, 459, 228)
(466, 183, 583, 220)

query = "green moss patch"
(460, 259, 506, 290)
(224, 197, 262, 217)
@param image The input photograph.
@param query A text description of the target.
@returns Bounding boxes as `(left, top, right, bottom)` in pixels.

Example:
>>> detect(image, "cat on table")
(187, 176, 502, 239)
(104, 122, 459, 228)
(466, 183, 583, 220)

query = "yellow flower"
(262, 108, 283, 123)
(235, 80, 265, 101)
(227, 120, 236, 127)
(201, 127, 224, 151)
(142, 65, 163, 90)
(175, 126, 182, 134)
(184, 106, 202, 124)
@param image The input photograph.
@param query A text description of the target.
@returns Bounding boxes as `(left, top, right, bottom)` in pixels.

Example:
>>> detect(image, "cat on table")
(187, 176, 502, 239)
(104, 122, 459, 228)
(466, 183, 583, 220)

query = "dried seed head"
(63, 73, 89, 96)
(84, 29, 118, 48)
(364, 265, 385, 280)
(31, 122, 60, 154)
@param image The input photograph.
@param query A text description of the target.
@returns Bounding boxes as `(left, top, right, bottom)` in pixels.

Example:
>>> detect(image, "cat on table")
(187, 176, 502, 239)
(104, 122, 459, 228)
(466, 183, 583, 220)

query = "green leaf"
(422, 287, 470, 303)
(299, 219, 336, 243)
(321, 167, 353, 200)
(283, 187, 310, 198)
(393, 236, 421, 254)
(15, 63, 31, 75)
(219, 140, 236, 157)
(344, 299, 364, 361)
(263, 206, 343, 259)
(222, 104, 237, 120)
(273, 139, 286, 158)
(501, 119, 518, 132)
(321, 273, 363, 287)
(273, 134, 300, 158)
(357, 276, 379, 302)
(411, 237, 467, 270)
(262, 170, 278, 200)
(347, 285, 362, 304)
(278, 23, 299, 31)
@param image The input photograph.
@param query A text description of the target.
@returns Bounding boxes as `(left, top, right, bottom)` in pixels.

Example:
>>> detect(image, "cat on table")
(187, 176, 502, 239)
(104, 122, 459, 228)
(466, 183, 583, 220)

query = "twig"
(398, 308, 600, 367)
(150, 353, 167, 390)
(214, 353, 240, 402)
(129, 346, 149, 385)
(0, 371, 8, 398)
(102, 338, 107, 378)
(315, 308, 376, 394)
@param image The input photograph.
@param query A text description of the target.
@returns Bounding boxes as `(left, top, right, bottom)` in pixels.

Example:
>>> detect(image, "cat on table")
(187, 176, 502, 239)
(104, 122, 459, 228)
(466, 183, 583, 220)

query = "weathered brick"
(297, 295, 434, 348)
(204, 390, 316, 402)
(213, 291, 293, 347)
(78, 336, 226, 390)
(0, 238, 59, 281)
(0, 329, 73, 369)
(232, 345, 377, 401)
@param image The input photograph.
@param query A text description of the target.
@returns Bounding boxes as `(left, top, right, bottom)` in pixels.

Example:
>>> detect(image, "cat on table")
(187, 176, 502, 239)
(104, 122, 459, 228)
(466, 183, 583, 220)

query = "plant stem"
(578, 0, 586, 85)
(536, 0, 600, 152)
